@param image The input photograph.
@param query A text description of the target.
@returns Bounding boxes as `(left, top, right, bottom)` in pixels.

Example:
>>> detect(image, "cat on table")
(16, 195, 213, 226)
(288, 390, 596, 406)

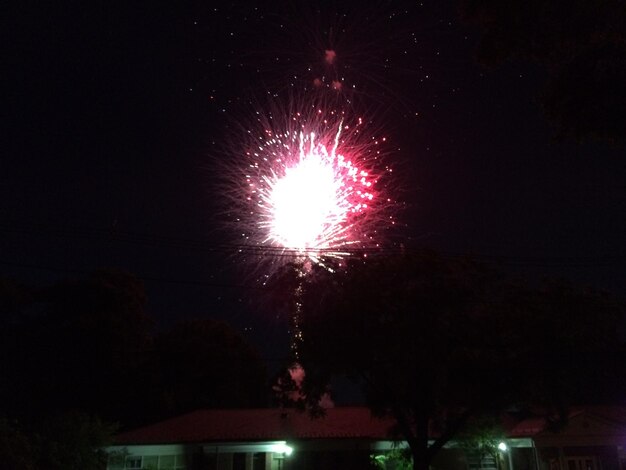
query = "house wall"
(511, 447, 537, 470)
(200, 451, 271, 470)
(107, 436, 623, 470)
(431, 448, 467, 470)
(108, 444, 289, 470)
(537, 445, 622, 470)
(281, 448, 372, 470)
(107, 444, 196, 469)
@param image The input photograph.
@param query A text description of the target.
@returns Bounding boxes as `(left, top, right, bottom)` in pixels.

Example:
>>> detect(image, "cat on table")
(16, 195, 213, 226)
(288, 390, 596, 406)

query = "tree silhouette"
(291, 252, 625, 470)
(0, 269, 152, 423)
(0, 271, 269, 425)
(142, 318, 267, 421)
(0, 270, 269, 465)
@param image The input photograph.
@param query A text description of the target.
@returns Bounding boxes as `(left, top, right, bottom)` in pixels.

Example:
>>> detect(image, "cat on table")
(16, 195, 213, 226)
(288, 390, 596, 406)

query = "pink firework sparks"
(236, 106, 392, 269)
(259, 123, 373, 262)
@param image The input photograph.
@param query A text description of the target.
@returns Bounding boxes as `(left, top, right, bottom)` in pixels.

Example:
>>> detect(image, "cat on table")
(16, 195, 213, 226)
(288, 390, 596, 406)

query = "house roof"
(506, 416, 548, 437)
(505, 406, 626, 437)
(115, 406, 626, 446)
(115, 407, 396, 445)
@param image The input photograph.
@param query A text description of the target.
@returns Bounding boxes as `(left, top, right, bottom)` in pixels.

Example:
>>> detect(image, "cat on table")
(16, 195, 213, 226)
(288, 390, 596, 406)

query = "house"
(107, 407, 389, 470)
(517, 407, 626, 470)
(106, 406, 626, 470)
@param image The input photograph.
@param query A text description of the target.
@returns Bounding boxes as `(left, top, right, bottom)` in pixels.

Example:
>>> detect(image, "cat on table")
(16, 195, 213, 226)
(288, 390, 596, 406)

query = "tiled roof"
(115, 406, 626, 445)
(115, 407, 395, 445)
(506, 417, 547, 437)
(506, 406, 626, 437)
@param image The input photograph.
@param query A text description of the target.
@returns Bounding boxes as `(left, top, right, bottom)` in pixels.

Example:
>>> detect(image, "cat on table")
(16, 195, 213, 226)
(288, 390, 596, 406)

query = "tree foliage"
(143, 318, 267, 420)
(0, 412, 117, 470)
(33, 411, 117, 470)
(0, 418, 36, 470)
(0, 269, 268, 464)
(0, 269, 152, 423)
(291, 252, 625, 470)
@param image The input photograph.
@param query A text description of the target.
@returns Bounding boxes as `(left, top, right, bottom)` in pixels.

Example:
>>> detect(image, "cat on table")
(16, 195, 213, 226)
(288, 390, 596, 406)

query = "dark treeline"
(0, 269, 267, 468)
(1, 255, 625, 470)
(270, 252, 626, 470)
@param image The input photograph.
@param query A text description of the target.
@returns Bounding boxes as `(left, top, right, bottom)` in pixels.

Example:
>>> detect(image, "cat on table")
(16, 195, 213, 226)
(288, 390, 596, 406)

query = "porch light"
(270, 442, 293, 457)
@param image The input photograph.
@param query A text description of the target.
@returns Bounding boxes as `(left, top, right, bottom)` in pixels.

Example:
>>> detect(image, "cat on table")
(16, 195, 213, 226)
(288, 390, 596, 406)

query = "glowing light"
(498, 442, 508, 452)
(270, 442, 293, 456)
(232, 105, 391, 271)
(260, 123, 374, 263)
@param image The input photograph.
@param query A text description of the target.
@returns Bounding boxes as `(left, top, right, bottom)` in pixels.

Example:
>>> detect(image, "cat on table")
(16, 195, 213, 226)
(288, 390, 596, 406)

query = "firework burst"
(224, 96, 394, 274)
(258, 121, 374, 261)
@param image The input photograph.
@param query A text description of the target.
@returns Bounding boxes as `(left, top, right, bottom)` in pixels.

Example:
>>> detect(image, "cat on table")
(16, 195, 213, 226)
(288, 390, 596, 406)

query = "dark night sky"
(3, 1, 626, 364)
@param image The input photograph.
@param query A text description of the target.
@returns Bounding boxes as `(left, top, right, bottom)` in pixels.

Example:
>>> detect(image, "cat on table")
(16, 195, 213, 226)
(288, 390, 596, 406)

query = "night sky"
(4, 1, 626, 365)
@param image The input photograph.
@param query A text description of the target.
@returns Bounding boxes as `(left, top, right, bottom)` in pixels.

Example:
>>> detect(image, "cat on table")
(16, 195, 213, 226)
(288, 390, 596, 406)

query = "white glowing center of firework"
(262, 125, 373, 256)
(271, 153, 343, 249)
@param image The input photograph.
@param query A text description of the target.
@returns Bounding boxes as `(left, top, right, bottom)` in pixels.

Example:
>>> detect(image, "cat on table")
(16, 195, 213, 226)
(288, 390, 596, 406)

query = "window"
(143, 456, 158, 469)
(566, 457, 598, 470)
(159, 455, 176, 469)
(233, 453, 246, 470)
(157, 454, 185, 470)
(121, 455, 186, 470)
(126, 457, 142, 469)
(252, 452, 266, 470)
